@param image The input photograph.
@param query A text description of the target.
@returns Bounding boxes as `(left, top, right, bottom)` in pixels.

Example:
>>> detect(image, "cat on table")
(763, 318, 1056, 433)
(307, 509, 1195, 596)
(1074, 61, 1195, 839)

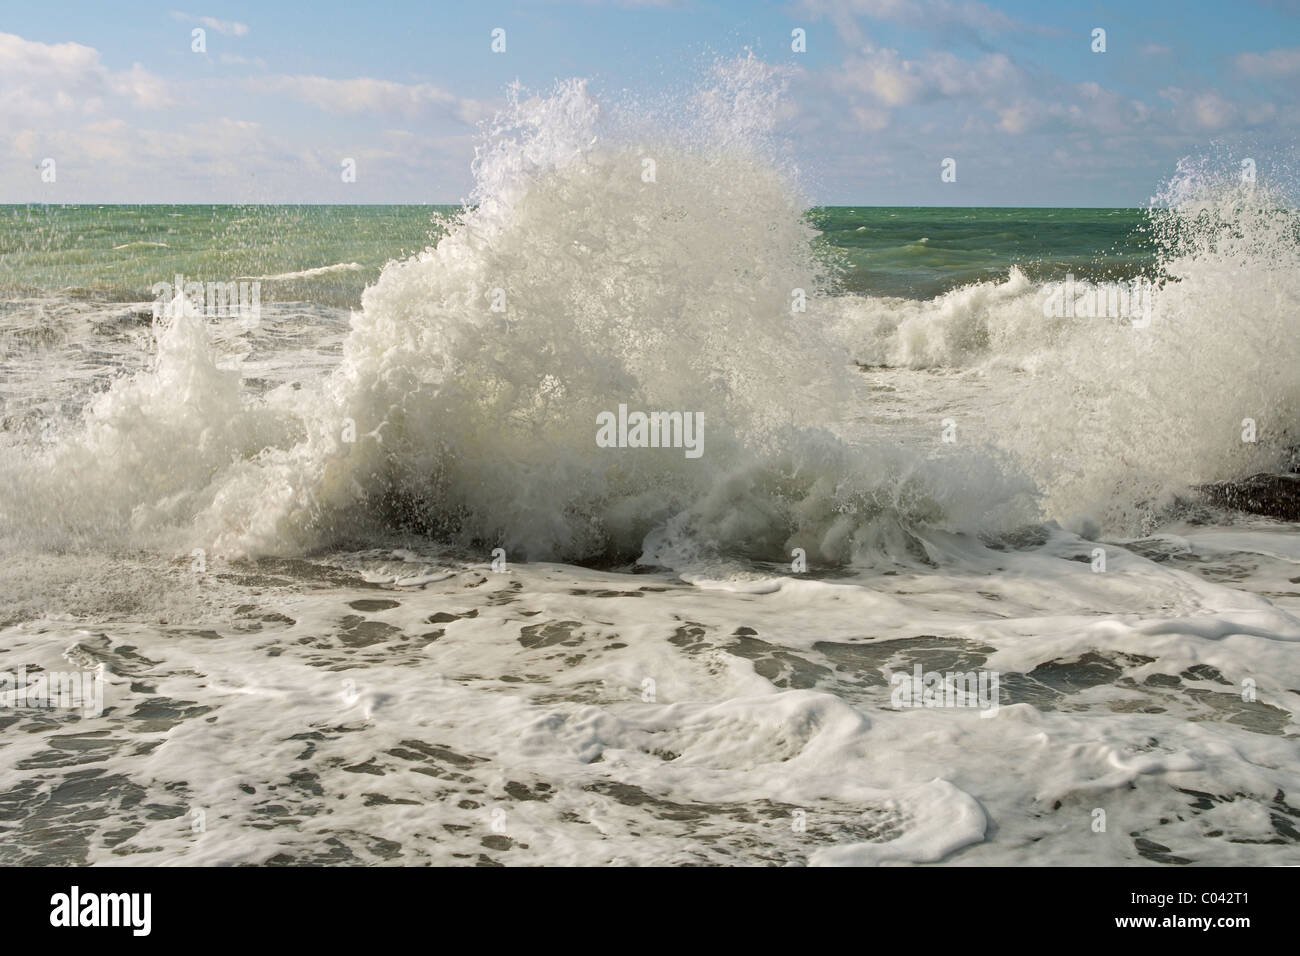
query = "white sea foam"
(1, 524, 1296, 865)
(244, 262, 363, 281)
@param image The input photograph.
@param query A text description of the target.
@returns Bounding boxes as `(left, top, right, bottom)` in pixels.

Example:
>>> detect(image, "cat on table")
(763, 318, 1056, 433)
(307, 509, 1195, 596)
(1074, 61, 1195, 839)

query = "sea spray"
(1006, 154, 1300, 532)
(0, 61, 1042, 567)
(819, 154, 1299, 535)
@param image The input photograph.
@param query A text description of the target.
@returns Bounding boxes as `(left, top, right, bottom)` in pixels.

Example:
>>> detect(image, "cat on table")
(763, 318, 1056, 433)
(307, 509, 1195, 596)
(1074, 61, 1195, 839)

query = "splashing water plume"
(1005, 154, 1300, 532)
(1, 63, 1032, 571)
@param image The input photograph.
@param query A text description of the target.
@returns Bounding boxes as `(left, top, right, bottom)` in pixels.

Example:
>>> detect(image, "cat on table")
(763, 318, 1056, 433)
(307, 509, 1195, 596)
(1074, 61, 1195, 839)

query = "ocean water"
(1, 73, 1299, 866)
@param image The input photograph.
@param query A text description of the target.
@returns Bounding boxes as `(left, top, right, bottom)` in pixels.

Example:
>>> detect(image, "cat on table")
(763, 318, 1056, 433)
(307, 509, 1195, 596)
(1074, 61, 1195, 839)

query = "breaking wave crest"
(2, 66, 1293, 569)
(827, 152, 1300, 534)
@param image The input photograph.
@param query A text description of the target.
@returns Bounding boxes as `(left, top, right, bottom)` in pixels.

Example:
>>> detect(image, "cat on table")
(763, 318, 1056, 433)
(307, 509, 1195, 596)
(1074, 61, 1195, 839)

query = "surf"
(0, 63, 1294, 573)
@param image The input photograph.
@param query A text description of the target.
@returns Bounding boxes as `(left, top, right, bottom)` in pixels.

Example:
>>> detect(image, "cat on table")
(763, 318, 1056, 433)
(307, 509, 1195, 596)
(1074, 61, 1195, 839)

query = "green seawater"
(0, 205, 455, 308)
(0, 205, 1158, 306)
(809, 206, 1156, 298)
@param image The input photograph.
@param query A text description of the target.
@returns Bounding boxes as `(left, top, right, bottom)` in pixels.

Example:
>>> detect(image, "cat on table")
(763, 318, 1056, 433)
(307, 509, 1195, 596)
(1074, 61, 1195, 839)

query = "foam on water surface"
(0, 527, 1297, 866)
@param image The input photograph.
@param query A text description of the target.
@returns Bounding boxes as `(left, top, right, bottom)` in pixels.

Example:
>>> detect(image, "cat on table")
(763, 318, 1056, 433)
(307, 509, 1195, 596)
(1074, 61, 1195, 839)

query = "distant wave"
(243, 262, 364, 281)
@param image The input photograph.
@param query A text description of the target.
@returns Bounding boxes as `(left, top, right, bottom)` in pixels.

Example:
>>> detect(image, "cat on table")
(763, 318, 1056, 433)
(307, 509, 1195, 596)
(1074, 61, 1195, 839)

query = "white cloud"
(996, 105, 1029, 134)
(0, 32, 174, 116)
(1235, 47, 1300, 77)
(818, 39, 1277, 145)
(250, 74, 490, 125)
(797, 0, 1053, 46)
(0, 31, 491, 202)
(1192, 92, 1235, 130)
(219, 53, 267, 67)
(834, 47, 1020, 107)
(1158, 87, 1275, 131)
(170, 12, 250, 37)
(851, 105, 891, 130)
(107, 64, 174, 110)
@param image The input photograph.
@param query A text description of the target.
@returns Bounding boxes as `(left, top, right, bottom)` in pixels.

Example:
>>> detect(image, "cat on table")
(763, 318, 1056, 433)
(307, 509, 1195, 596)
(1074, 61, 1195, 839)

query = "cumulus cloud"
(0, 30, 490, 202)
(249, 74, 490, 125)
(1159, 87, 1277, 131)
(0, 32, 174, 116)
(834, 47, 1020, 107)
(818, 36, 1275, 147)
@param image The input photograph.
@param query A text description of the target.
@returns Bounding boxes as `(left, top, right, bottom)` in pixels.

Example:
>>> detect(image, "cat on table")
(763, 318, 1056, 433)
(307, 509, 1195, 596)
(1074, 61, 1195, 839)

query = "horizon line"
(1, 202, 1159, 210)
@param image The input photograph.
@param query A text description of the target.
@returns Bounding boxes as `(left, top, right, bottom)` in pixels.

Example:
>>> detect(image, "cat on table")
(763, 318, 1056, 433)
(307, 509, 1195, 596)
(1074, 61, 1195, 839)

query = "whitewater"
(1, 63, 1298, 865)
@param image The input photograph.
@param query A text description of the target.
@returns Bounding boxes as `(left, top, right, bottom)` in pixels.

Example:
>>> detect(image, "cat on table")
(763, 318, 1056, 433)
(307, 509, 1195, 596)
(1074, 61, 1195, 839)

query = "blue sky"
(2, 0, 1297, 204)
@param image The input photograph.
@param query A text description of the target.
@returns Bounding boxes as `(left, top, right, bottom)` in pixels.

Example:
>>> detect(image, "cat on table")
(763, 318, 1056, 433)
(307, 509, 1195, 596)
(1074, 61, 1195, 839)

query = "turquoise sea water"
(0, 205, 1156, 305)
(0, 205, 455, 308)
(810, 206, 1155, 297)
